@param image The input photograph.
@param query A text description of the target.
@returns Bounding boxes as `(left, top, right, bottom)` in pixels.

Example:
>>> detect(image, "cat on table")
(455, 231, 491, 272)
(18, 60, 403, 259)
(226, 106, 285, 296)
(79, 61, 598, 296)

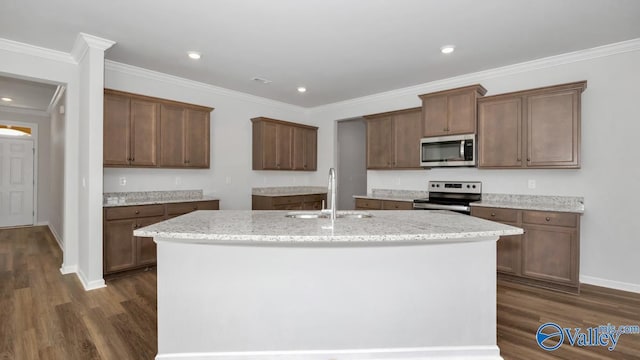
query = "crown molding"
(0, 37, 75, 64)
(104, 60, 306, 113)
(0, 104, 49, 117)
(310, 37, 640, 114)
(71, 33, 115, 62)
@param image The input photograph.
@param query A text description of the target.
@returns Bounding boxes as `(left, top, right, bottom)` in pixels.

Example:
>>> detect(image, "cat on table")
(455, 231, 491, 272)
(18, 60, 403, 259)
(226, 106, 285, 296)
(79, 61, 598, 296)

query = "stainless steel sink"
(285, 211, 372, 219)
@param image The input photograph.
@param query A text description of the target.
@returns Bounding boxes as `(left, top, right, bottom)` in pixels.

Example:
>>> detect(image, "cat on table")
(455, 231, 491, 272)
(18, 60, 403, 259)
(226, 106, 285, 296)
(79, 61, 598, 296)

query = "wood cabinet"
(159, 105, 211, 168)
(104, 89, 213, 169)
(419, 84, 487, 137)
(252, 117, 318, 171)
(364, 107, 422, 169)
(471, 206, 580, 293)
(103, 204, 165, 274)
(103, 200, 219, 276)
(355, 198, 413, 210)
(252, 194, 327, 210)
(477, 81, 586, 169)
(104, 91, 160, 167)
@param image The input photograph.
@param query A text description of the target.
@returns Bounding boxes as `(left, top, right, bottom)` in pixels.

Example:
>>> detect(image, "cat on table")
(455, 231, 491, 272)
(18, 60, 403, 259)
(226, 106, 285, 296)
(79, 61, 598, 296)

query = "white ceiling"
(0, 76, 59, 113)
(1, 0, 640, 107)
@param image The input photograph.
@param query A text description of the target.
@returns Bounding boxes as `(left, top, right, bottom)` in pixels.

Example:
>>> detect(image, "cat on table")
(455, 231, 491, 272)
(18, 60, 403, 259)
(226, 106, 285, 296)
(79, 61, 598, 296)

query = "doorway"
(0, 136, 35, 227)
(336, 118, 367, 210)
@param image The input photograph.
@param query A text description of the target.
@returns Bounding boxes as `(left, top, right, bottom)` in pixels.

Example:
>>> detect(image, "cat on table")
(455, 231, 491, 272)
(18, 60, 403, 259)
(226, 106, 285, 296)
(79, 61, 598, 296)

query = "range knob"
(472, 185, 476, 189)
(466, 185, 470, 188)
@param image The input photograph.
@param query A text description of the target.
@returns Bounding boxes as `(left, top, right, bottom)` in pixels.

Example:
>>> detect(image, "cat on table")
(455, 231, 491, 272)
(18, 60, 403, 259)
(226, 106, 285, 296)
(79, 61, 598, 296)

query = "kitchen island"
(135, 210, 522, 360)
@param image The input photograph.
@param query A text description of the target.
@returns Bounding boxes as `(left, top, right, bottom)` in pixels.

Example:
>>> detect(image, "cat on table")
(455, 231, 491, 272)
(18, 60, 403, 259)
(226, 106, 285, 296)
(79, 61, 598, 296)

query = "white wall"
(310, 42, 640, 291)
(0, 109, 51, 225)
(103, 63, 329, 209)
(49, 92, 65, 245)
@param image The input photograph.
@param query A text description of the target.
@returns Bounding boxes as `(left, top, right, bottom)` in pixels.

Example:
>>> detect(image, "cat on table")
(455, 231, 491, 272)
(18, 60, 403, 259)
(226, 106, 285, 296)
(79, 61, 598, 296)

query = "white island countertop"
(134, 209, 522, 243)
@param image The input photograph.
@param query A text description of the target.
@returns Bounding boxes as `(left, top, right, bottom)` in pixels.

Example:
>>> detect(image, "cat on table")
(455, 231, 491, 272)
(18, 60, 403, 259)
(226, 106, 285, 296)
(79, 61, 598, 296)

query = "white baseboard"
(59, 264, 78, 274)
(581, 275, 640, 294)
(42, 222, 64, 250)
(155, 346, 502, 360)
(76, 269, 106, 291)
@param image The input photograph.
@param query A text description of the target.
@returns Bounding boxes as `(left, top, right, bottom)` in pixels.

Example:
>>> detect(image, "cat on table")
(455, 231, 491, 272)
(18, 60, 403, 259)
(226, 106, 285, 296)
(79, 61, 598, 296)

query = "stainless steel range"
(413, 181, 482, 214)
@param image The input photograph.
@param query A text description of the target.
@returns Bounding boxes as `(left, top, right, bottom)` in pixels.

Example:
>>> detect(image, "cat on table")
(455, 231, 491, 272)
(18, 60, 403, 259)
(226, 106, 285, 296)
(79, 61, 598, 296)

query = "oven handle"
(412, 203, 471, 212)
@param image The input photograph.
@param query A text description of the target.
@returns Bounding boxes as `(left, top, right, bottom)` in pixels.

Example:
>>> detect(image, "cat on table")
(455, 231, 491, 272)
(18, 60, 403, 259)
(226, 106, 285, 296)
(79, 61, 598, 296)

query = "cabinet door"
(366, 116, 393, 169)
(392, 110, 422, 168)
(258, 121, 279, 169)
(292, 127, 306, 170)
(135, 215, 165, 266)
(447, 91, 476, 134)
(104, 93, 131, 166)
(159, 104, 186, 167)
(304, 128, 317, 171)
(521, 224, 578, 285)
(130, 99, 159, 167)
(478, 97, 523, 168)
(185, 109, 210, 168)
(422, 96, 448, 137)
(527, 90, 580, 168)
(104, 219, 136, 274)
(496, 222, 521, 275)
(276, 124, 293, 169)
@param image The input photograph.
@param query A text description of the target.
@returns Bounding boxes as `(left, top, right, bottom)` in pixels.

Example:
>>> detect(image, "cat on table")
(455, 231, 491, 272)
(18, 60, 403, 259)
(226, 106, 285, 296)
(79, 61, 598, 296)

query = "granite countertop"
(353, 189, 428, 202)
(103, 190, 219, 207)
(252, 186, 327, 197)
(134, 210, 522, 244)
(471, 193, 584, 213)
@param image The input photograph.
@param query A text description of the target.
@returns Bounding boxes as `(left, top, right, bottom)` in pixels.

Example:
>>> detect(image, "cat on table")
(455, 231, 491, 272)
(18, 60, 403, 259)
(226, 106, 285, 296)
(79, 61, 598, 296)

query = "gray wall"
(337, 118, 366, 210)
(49, 92, 65, 244)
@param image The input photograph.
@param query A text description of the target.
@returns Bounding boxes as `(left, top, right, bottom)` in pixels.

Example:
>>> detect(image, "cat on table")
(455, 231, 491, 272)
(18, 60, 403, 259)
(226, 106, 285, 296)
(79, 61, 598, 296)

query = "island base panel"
(155, 237, 502, 359)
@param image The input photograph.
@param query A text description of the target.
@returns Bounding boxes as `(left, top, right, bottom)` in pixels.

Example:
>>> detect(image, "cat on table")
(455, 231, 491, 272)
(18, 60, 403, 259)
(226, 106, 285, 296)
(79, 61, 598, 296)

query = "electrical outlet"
(119, 177, 126, 186)
(528, 179, 536, 189)
(175, 177, 181, 185)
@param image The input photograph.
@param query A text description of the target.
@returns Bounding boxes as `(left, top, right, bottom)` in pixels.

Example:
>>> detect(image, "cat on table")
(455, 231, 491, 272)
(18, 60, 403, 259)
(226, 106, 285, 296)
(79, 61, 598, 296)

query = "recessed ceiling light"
(297, 87, 307, 93)
(1, 97, 13, 102)
(440, 45, 455, 54)
(187, 51, 201, 60)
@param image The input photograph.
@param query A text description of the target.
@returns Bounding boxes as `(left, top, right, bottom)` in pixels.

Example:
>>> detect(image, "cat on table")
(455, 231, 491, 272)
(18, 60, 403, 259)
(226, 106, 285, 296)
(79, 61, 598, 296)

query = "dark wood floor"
(1, 226, 639, 359)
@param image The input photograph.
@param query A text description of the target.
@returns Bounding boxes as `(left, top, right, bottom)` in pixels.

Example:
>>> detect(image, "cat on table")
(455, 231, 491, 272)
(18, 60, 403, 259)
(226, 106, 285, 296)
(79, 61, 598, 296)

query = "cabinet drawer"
(271, 196, 306, 206)
(166, 200, 219, 216)
(105, 204, 165, 220)
(382, 200, 413, 210)
(303, 194, 326, 203)
(522, 210, 577, 228)
(355, 198, 382, 210)
(471, 207, 518, 223)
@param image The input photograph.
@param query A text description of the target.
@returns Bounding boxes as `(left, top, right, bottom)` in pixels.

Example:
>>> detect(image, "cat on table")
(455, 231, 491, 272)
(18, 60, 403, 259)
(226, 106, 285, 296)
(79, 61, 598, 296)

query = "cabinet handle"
(517, 157, 521, 161)
(527, 158, 530, 161)
(135, 210, 140, 214)
(490, 212, 496, 217)
(132, 157, 135, 162)
(545, 217, 551, 222)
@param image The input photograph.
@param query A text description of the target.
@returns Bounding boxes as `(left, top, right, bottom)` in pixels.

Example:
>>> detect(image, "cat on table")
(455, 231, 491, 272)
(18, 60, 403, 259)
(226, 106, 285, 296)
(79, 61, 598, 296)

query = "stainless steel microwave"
(420, 134, 476, 167)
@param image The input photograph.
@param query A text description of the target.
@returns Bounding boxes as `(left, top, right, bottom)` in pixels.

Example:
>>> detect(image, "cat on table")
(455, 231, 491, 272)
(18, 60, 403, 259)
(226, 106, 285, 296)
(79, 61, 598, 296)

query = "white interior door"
(0, 137, 35, 227)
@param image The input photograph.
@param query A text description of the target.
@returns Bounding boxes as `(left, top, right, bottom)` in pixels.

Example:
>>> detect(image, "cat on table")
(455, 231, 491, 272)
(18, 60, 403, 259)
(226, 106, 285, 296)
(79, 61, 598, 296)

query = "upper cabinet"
(159, 105, 210, 168)
(477, 81, 586, 169)
(251, 117, 318, 171)
(104, 89, 213, 169)
(419, 84, 487, 137)
(104, 91, 160, 167)
(364, 107, 422, 169)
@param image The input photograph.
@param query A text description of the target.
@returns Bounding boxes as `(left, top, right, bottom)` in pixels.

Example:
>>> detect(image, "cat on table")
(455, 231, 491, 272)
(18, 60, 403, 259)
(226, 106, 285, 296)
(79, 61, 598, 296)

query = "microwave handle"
(460, 141, 465, 159)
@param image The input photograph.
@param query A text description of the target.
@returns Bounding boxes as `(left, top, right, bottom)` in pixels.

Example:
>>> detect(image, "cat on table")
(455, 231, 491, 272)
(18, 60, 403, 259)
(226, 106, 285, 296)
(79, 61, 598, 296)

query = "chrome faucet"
(323, 168, 337, 221)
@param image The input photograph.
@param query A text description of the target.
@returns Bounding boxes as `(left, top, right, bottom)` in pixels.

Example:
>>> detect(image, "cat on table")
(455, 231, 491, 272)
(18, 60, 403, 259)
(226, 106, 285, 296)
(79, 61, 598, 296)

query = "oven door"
(420, 134, 476, 167)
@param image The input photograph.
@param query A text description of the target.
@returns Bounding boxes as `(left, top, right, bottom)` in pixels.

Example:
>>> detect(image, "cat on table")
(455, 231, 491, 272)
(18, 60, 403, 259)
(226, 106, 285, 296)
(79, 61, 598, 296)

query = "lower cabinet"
(471, 206, 580, 293)
(103, 200, 219, 276)
(355, 198, 413, 210)
(252, 194, 327, 210)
